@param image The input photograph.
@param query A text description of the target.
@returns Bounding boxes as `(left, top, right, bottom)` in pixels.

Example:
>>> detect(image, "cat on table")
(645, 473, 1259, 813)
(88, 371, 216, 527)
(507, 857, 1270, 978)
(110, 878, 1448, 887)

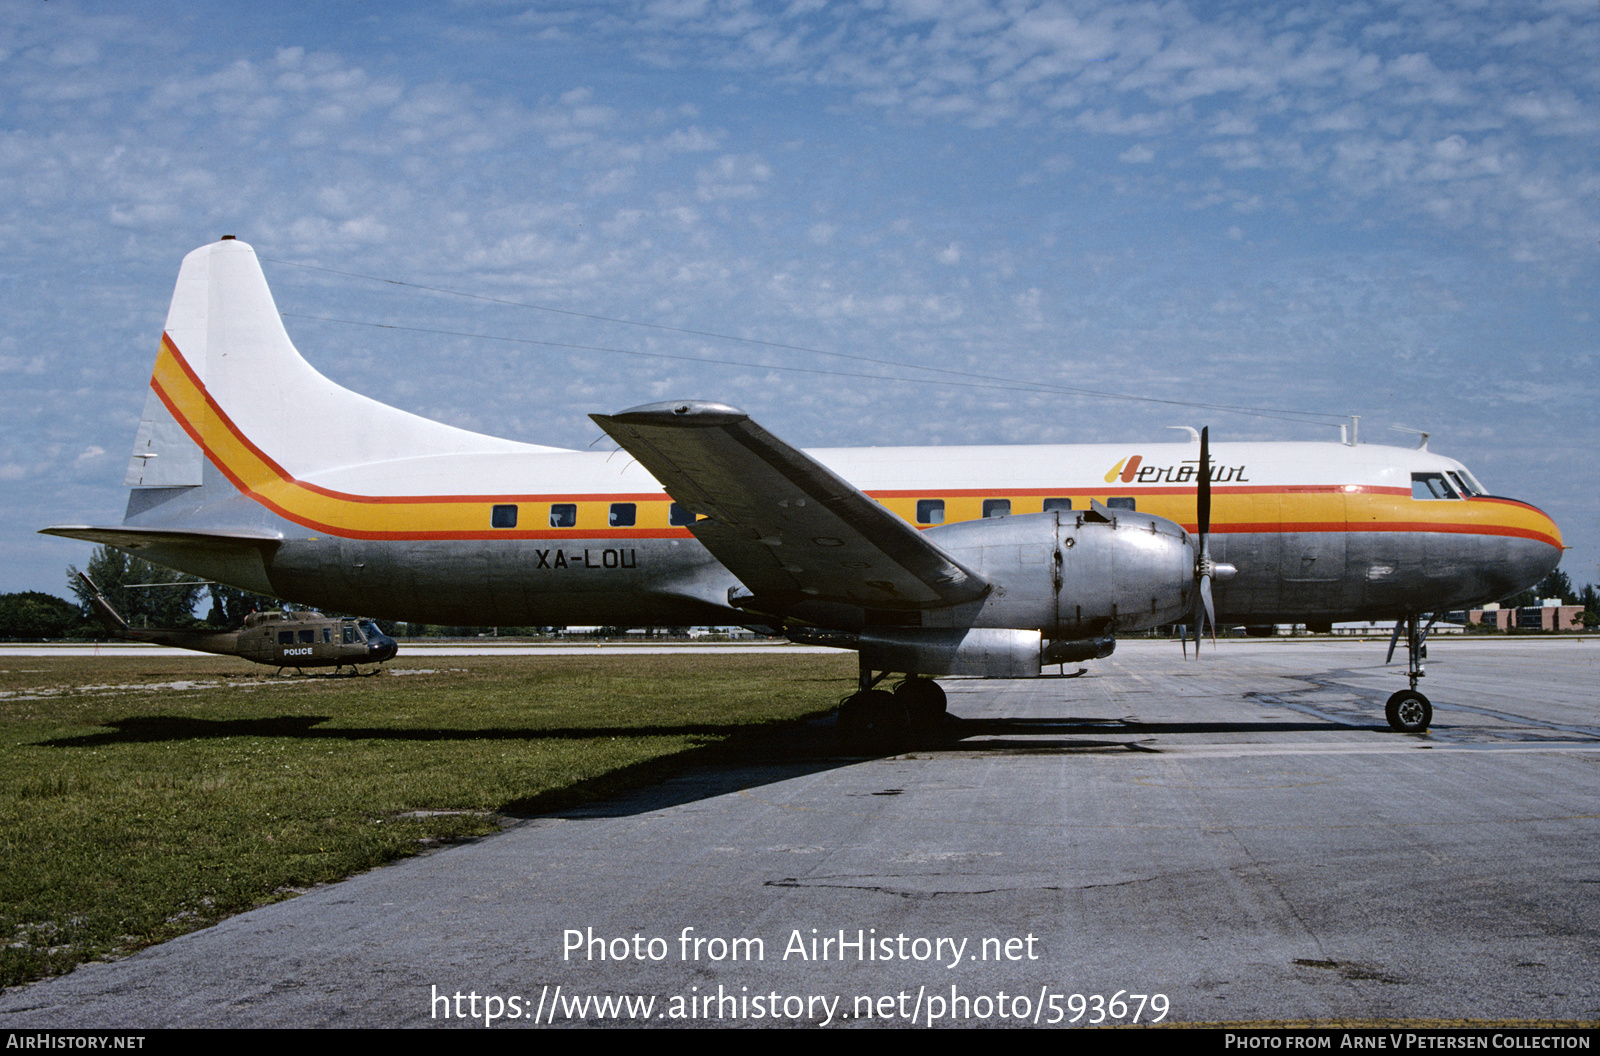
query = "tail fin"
(124, 237, 562, 490)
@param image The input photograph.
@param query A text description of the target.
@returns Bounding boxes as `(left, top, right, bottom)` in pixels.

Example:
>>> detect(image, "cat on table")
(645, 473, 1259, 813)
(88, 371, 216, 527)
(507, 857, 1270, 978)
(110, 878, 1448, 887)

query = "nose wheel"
(1384, 689, 1432, 733)
(1384, 614, 1436, 732)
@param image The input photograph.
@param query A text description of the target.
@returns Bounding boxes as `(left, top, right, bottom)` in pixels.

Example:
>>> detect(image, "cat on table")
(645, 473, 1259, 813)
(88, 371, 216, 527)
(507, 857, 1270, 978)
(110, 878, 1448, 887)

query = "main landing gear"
(1384, 613, 1436, 733)
(837, 669, 948, 749)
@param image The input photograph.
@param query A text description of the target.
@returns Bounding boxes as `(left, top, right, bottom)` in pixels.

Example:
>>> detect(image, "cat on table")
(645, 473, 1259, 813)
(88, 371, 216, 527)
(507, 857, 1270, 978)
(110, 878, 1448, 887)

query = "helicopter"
(78, 573, 397, 674)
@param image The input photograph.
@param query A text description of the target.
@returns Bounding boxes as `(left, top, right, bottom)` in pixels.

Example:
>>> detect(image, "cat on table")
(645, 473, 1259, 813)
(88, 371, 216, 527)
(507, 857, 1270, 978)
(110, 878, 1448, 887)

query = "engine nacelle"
(922, 509, 1196, 636)
(788, 627, 1116, 678)
(779, 509, 1195, 678)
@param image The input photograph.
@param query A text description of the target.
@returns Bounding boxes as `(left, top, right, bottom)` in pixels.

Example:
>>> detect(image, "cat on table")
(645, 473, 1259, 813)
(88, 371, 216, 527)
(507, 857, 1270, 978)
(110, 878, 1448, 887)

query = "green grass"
(0, 651, 853, 987)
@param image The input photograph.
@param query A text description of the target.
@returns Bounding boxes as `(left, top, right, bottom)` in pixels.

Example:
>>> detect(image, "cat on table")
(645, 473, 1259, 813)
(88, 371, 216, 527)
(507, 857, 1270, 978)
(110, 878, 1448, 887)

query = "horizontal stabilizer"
(41, 525, 282, 597)
(41, 525, 282, 550)
(591, 401, 989, 611)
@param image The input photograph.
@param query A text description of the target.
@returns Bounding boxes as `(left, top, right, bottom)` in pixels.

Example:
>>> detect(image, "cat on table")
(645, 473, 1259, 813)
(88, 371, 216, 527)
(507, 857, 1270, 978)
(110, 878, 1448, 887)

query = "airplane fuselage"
(114, 431, 1558, 633)
(46, 239, 1563, 703)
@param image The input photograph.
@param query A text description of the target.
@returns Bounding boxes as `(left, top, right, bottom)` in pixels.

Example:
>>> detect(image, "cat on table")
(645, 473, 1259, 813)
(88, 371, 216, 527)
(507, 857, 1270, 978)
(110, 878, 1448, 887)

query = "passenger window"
(982, 499, 1011, 518)
(297, 629, 314, 644)
(1043, 497, 1073, 512)
(669, 503, 695, 527)
(916, 499, 945, 525)
(1411, 473, 1459, 500)
(491, 504, 518, 528)
(1107, 497, 1137, 511)
(277, 631, 293, 645)
(609, 503, 637, 527)
(322, 628, 331, 644)
(549, 503, 577, 528)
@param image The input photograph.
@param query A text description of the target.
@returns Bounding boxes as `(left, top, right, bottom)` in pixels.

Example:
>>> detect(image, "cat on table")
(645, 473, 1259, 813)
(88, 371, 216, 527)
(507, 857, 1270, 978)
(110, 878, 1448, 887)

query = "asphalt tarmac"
(1, 637, 1595, 1028)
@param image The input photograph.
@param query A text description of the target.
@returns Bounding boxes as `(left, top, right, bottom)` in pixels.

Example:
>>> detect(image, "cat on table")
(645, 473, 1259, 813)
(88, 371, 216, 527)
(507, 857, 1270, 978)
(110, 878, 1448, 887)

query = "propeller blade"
(1189, 426, 1215, 658)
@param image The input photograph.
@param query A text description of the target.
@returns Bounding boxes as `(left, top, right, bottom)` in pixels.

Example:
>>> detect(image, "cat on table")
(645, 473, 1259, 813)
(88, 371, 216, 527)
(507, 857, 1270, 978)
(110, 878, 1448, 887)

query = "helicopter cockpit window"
(360, 621, 384, 640)
(1411, 472, 1460, 500)
(342, 624, 362, 645)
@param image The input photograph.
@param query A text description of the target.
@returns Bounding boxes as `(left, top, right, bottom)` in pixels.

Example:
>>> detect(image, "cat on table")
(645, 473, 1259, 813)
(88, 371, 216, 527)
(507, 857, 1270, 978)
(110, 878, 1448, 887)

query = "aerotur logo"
(1104, 456, 1250, 485)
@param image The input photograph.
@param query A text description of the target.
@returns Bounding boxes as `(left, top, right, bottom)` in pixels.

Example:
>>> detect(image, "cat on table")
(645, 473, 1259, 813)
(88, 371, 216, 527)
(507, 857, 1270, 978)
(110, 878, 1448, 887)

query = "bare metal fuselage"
(46, 239, 1563, 669)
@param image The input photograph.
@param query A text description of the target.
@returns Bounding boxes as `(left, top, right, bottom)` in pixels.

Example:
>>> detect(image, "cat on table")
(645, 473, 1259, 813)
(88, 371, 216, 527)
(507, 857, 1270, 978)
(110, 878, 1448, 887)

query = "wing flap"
(591, 401, 989, 610)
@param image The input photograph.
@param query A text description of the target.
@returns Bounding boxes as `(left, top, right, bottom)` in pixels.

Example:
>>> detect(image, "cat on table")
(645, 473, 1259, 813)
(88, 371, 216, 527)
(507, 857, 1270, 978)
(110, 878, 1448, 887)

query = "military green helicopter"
(79, 574, 398, 674)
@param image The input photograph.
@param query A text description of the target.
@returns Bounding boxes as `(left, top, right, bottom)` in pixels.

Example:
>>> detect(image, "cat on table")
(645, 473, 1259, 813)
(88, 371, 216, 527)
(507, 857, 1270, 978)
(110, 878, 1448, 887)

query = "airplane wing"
(591, 401, 990, 611)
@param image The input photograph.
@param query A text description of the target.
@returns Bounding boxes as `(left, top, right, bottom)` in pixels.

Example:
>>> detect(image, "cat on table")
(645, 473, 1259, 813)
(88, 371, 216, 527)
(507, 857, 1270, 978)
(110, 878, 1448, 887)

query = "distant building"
(1448, 599, 1584, 631)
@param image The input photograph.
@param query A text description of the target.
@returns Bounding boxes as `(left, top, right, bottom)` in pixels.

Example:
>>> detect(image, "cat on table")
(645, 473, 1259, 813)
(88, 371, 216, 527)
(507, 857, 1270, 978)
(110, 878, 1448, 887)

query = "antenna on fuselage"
(1391, 426, 1431, 450)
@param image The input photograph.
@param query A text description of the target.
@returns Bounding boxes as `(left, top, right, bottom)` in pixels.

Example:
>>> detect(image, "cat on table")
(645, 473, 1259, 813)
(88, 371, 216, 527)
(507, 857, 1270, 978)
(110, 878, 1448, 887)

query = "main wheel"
(1385, 689, 1432, 732)
(836, 690, 909, 750)
(893, 677, 947, 726)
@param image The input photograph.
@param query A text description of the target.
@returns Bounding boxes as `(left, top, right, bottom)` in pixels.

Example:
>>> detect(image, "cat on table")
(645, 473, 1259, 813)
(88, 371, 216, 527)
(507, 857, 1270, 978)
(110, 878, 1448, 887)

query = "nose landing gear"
(1384, 613, 1436, 732)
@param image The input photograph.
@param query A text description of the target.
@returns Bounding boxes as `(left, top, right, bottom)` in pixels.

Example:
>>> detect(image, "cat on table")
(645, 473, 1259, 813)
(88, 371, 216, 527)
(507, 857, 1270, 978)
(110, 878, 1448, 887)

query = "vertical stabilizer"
(123, 238, 564, 493)
(125, 385, 204, 486)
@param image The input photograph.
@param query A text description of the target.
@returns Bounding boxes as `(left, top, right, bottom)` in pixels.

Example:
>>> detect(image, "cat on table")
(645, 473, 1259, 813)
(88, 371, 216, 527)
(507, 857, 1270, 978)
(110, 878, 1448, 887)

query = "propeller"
(1186, 427, 1217, 658)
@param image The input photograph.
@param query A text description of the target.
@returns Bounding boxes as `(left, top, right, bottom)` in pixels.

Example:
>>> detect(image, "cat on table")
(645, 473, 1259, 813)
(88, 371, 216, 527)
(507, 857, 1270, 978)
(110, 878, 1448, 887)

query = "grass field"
(0, 650, 854, 988)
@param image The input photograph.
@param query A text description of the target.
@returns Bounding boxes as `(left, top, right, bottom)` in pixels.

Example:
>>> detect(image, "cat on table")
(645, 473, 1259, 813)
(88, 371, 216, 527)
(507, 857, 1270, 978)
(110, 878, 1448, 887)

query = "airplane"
(77, 572, 398, 674)
(42, 238, 1563, 735)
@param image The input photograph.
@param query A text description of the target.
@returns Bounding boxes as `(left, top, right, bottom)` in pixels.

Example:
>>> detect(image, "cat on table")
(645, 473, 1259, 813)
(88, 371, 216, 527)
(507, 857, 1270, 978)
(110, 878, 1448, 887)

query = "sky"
(2, 0, 1596, 599)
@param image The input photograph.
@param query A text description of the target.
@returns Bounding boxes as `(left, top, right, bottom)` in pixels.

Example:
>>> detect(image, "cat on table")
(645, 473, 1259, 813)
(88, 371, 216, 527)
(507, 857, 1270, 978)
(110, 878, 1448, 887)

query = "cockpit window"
(1411, 472, 1460, 500)
(1447, 471, 1481, 497)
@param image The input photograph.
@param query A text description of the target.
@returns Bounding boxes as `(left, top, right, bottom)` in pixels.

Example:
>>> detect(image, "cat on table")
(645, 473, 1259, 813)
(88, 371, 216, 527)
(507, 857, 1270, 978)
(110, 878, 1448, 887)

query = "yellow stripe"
(154, 337, 1560, 548)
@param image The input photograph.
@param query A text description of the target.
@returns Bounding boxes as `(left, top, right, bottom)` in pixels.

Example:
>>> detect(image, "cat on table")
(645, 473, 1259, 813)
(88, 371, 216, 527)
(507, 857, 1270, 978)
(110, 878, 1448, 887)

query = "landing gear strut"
(1384, 613, 1436, 732)
(837, 666, 947, 749)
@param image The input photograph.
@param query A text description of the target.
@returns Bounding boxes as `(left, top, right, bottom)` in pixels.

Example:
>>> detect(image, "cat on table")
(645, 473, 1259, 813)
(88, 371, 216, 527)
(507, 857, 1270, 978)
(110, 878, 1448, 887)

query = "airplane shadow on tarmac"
(35, 707, 1404, 822)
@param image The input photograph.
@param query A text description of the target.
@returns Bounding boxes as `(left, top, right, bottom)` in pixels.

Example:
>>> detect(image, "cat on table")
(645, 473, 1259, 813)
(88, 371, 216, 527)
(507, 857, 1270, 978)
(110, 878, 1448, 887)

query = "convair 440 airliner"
(44, 238, 1563, 734)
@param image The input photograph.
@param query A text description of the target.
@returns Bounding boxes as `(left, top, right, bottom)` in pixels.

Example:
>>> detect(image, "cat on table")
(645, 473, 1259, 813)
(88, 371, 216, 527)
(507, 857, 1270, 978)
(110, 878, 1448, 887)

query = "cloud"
(570, 0, 1598, 269)
(0, 1, 1593, 593)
